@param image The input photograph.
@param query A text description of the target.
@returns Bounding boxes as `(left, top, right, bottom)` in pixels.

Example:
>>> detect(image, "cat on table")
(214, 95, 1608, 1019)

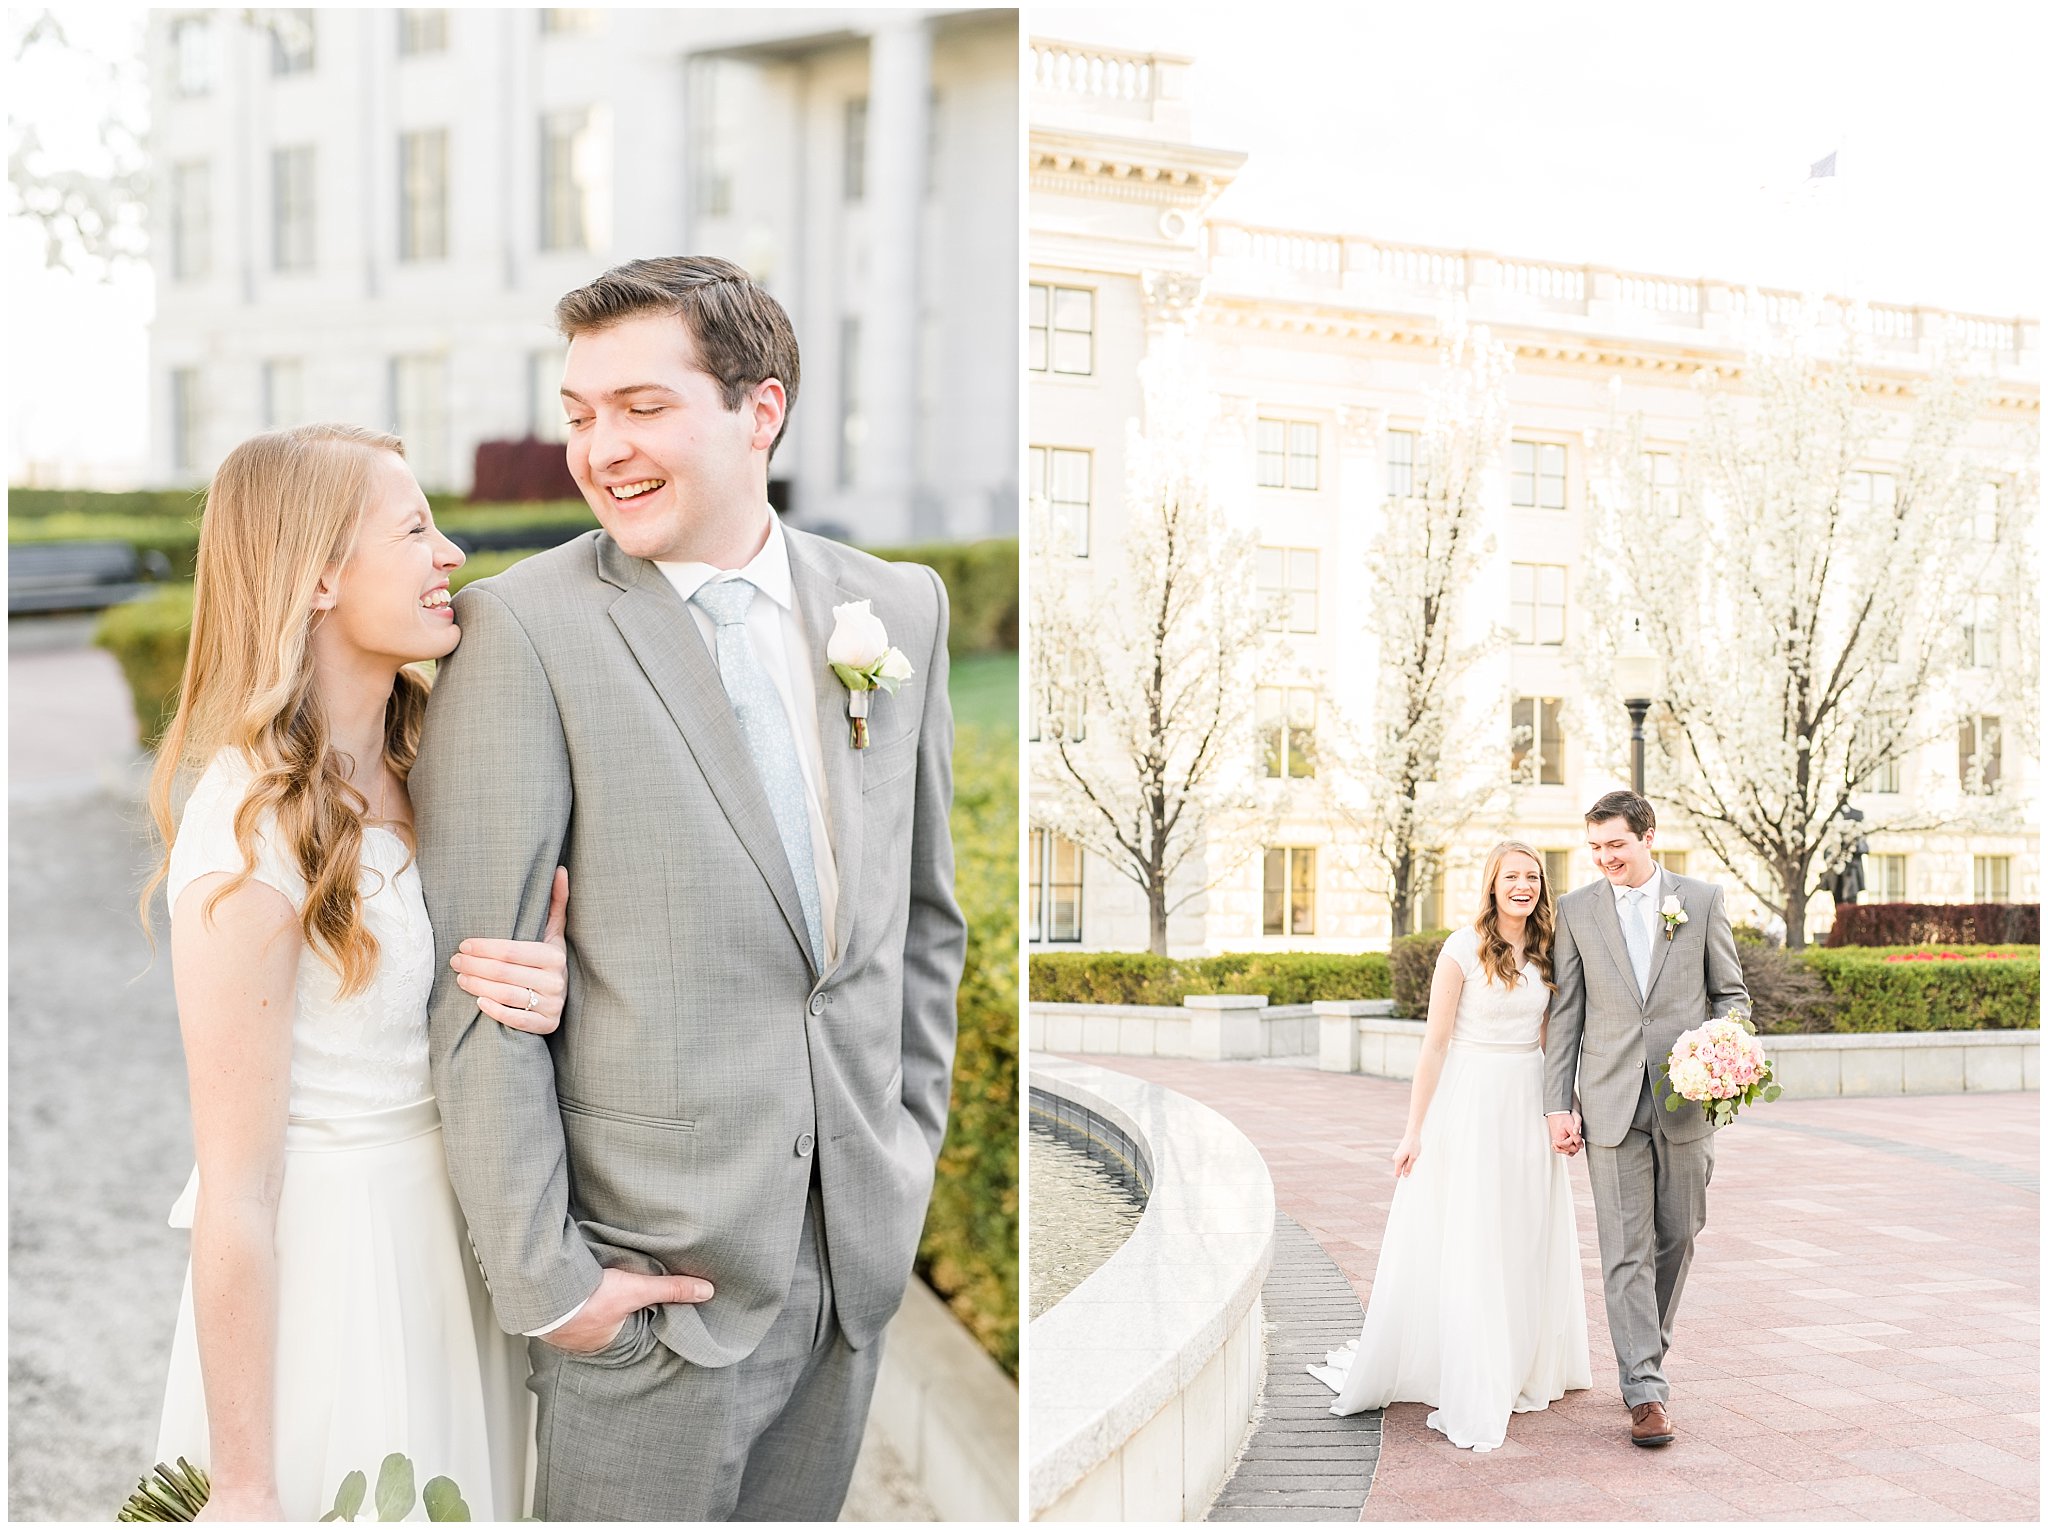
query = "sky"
(1036, 0, 2044, 319)
(7, 1, 2043, 486)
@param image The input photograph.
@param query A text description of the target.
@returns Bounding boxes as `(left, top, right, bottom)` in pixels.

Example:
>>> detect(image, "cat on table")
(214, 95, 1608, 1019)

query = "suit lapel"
(598, 535, 816, 974)
(786, 530, 866, 982)
(1642, 874, 1679, 1004)
(1586, 883, 1646, 1008)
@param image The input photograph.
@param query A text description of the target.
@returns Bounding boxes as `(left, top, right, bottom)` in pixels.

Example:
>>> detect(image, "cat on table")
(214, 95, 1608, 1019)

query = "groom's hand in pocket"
(545, 1265, 715, 1354)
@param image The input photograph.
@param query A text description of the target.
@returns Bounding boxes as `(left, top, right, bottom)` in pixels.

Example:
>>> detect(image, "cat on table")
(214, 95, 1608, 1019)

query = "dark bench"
(8, 540, 174, 616)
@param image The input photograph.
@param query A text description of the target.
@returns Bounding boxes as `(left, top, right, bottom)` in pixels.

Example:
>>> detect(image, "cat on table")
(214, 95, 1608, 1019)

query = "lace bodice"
(1441, 925, 1550, 1046)
(166, 751, 436, 1118)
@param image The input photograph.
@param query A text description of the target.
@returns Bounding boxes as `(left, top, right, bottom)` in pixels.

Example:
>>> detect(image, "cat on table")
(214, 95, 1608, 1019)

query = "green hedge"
(1028, 950, 1390, 1006)
(8, 486, 465, 519)
(917, 724, 1019, 1375)
(1390, 929, 1454, 1017)
(1785, 946, 2038, 1034)
(867, 538, 1019, 657)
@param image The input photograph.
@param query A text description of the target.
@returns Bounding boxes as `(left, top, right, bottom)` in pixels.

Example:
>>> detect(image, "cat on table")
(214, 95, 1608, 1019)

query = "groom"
(1544, 790, 1747, 1449)
(413, 256, 964, 1519)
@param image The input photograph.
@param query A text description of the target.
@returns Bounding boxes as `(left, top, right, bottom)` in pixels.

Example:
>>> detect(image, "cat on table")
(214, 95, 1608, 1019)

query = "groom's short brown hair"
(1586, 790, 1656, 838)
(554, 255, 801, 459)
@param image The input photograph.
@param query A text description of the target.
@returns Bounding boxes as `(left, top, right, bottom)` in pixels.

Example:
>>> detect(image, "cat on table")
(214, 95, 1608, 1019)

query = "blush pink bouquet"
(1658, 1009, 1781, 1127)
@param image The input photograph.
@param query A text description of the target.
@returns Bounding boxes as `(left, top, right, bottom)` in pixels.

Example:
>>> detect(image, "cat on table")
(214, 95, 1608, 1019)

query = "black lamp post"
(1615, 617, 1663, 797)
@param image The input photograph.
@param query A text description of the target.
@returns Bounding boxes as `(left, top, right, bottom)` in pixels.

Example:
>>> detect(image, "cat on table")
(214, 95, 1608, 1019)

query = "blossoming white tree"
(1326, 324, 1517, 938)
(1585, 342, 2029, 946)
(1030, 331, 1271, 955)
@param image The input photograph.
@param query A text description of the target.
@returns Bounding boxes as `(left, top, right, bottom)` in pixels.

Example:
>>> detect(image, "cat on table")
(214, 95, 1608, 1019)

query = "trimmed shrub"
(1827, 902, 2039, 947)
(1737, 943, 1840, 1033)
(869, 538, 1019, 657)
(1390, 929, 1454, 1017)
(1794, 945, 2038, 1033)
(470, 439, 579, 502)
(917, 723, 1019, 1376)
(8, 486, 463, 519)
(1029, 950, 1390, 1007)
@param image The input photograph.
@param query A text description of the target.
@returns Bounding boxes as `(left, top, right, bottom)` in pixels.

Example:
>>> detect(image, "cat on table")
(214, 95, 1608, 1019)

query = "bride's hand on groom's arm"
(542, 1265, 715, 1354)
(449, 867, 571, 1035)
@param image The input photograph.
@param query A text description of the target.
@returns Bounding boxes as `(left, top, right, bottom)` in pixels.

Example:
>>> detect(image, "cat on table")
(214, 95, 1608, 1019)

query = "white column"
(852, 16, 930, 543)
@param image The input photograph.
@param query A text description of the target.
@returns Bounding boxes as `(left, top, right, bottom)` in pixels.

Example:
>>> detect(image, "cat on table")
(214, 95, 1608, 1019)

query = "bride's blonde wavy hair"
(140, 424, 430, 997)
(1472, 839, 1557, 993)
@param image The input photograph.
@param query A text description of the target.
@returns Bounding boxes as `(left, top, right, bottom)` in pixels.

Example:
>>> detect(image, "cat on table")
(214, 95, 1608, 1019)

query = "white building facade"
(1026, 40, 2039, 955)
(146, 6, 1018, 543)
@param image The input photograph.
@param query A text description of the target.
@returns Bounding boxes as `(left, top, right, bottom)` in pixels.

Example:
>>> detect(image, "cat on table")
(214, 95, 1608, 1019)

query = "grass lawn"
(949, 652, 1018, 738)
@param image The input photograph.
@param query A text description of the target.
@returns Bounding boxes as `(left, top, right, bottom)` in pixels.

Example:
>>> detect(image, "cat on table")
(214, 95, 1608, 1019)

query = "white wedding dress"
(1310, 924, 1590, 1451)
(154, 751, 531, 1520)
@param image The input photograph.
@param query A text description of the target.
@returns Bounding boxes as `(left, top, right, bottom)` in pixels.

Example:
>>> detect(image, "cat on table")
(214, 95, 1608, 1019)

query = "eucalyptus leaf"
(374, 1454, 416, 1522)
(422, 1476, 472, 1522)
(330, 1470, 368, 1523)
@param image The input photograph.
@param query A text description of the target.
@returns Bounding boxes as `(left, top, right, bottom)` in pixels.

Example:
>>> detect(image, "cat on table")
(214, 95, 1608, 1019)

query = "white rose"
(877, 646, 914, 683)
(1662, 895, 1687, 923)
(828, 601, 890, 668)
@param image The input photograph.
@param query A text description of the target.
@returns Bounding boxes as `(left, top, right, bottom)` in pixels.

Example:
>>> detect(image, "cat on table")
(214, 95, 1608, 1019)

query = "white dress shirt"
(525, 510, 840, 1340)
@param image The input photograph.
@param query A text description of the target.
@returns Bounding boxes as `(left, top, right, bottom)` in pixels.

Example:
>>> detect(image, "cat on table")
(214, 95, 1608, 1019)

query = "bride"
(143, 425, 704, 1520)
(1310, 840, 1591, 1451)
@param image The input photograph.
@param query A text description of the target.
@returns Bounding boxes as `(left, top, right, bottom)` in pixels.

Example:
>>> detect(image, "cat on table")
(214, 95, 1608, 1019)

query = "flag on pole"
(1808, 151, 1837, 180)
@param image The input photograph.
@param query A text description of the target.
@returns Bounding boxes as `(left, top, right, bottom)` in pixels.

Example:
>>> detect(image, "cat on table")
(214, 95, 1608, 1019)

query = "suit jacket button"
(795, 1132, 815, 1157)
(808, 994, 826, 1016)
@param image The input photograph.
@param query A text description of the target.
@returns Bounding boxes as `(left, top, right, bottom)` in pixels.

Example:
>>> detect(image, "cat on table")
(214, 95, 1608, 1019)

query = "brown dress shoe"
(1630, 1400, 1675, 1446)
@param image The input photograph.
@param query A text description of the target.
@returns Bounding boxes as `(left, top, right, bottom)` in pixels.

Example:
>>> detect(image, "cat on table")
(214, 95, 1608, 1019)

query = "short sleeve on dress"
(1440, 924, 1484, 980)
(166, 753, 309, 914)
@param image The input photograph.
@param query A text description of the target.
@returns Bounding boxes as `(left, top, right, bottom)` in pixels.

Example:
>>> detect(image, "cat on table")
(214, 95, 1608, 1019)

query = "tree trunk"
(1147, 877, 1169, 957)
(1389, 855, 1412, 941)
(1783, 876, 1809, 951)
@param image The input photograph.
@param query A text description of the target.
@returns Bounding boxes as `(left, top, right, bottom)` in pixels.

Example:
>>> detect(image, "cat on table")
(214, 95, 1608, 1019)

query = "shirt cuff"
(524, 1296, 589, 1337)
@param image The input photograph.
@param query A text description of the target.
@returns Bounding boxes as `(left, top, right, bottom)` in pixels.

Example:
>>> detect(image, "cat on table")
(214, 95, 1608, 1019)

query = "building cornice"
(1028, 126, 1246, 211)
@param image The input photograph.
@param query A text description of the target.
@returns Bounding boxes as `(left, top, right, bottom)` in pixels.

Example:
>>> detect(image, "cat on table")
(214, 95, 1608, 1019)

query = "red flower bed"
(1881, 950, 2019, 962)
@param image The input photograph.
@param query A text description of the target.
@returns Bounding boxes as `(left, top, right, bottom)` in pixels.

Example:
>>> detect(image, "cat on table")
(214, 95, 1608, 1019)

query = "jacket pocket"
(558, 1097, 698, 1132)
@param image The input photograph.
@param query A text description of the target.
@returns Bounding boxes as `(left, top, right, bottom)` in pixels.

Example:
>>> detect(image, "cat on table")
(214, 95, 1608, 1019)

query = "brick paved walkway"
(1079, 1057, 2038, 1522)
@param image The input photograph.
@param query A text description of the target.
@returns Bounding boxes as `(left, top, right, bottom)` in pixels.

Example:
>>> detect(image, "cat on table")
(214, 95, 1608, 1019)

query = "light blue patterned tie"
(1623, 886, 1652, 998)
(692, 577, 825, 969)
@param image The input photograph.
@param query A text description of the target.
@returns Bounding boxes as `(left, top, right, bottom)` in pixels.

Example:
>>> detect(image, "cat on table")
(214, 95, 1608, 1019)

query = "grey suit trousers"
(526, 1184, 883, 1522)
(1583, 1075, 1713, 1407)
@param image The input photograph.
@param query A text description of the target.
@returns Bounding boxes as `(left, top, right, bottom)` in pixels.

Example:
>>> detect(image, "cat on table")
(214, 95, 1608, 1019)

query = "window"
(1511, 440, 1567, 510)
(1256, 419, 1320, 490)
(1868, 754, 1901, 794)
(1654, 850, 1688, 875)
(843, 98, 867, 201)
(1031, 830, 1084, 942)
(1643, 450, 1680, 516)
(398, 128, 448, 262)
(169, 160, 210, 281)
(1974, 856, 2012, 904)
(1511, 696, 1565, 785)
(838, 318, 862, 488)
(269, 9, 315, 75)
(261, 359, 302, 430)
(271, 146, 316, 272)
(1258, 547, 1318, 633)
(1964, 593, 1999, 669)
(1031, 663, 1086, 744)
(1543, 850, 1571, 894)
(539, 9, 600, 34)
(1385, 429, 1416, 500)
(1845, 469, 1897, 519)
(1959, 715, 2002, 795)
(390, 354, 449, 490)
(1029, 447, 1091, 556)
(1410, 857, 1444, 933)
(539, 109, 605, 252)
(1510, 563, 1566, 645)
(1256, 688, 1317, 779)
(1264, 848, 1316, 936)
(528, 348, 568, 443)
(1975, 481, 2002, 543)
(1868, 854, 1907, 903)
(170, 15, 212, 97)
(169, 369, 202, 475)
(1028, 283, 1094, 375)
(398, 9, 447, 54)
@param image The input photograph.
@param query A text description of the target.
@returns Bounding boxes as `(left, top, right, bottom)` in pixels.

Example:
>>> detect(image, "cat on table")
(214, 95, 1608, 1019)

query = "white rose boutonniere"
(827, 600, 913, 749)
(1660, 894, 1688, 941)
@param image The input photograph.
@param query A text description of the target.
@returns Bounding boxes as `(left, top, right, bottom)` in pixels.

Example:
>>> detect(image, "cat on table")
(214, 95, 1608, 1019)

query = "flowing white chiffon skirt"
(1310, 1040, 1591, 1451)
(154, 1098, 532, 1521)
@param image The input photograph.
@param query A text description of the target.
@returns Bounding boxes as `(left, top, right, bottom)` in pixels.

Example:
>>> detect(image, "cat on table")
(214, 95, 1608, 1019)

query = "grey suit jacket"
(1542, 872, 1749, 1148)
(410, 526, 965, 1367)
